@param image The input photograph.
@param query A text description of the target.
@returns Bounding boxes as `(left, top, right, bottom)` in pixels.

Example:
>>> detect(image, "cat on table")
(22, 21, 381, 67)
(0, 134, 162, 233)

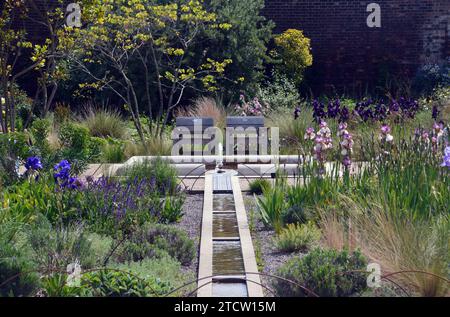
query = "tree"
(60, 0, 233, 144)
(24, 0, 70, 122)
(273, 29, 313, 85)
(191, 0, 273, 103)
(0, 0, 67, 132)
(0, 0, 46, 132)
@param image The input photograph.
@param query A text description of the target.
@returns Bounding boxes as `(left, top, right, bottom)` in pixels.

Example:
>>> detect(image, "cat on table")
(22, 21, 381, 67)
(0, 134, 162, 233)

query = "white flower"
(341, 149, 348, 156)
(386, 134, 394, 143)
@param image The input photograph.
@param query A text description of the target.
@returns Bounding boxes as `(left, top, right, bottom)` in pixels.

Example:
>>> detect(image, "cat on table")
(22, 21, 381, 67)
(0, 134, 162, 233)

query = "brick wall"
(263, 0, 450, 93)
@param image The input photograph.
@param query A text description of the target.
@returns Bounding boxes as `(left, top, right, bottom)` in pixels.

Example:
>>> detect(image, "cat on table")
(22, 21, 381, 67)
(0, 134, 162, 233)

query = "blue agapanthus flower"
(25, 156, 43, 171)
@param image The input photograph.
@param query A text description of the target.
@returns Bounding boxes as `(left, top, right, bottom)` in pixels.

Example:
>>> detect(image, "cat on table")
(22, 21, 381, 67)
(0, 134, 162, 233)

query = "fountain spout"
(216, 142, 225, 173)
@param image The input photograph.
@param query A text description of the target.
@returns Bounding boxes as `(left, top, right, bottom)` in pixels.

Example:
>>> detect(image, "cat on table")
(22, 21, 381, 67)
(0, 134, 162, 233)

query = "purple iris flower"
(25, 156, 43, 171)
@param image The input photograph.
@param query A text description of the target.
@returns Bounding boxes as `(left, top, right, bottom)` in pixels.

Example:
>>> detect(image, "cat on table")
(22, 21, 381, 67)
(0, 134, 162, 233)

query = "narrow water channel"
(211, 192, 248, 296)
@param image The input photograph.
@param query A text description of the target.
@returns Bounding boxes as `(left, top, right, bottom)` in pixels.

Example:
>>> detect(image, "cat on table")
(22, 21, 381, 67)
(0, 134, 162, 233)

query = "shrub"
(77, 270, 154, 297)
(81, 108, 127, 139)
(273, 29, 313, 84)
(30, 118, 51, 155)
(256, 72, 301, 111)
(109, 256, 194, 296)
(114, 223, 195, 266)
(273, 222, 321, 253)
(0, 230, 39, 297)
(102, 141, 126, 163)
(273, 248, 367, 297)
(79, 177, 161, 235)
(248, 178, 271, 195)
(122, 158, 179, 195)
(27, 217, 96, 271)
(58, 122, 92, 173)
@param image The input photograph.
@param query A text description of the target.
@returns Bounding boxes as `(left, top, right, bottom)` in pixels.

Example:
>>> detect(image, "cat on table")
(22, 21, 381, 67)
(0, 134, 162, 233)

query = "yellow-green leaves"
(274, 29, 313, 84)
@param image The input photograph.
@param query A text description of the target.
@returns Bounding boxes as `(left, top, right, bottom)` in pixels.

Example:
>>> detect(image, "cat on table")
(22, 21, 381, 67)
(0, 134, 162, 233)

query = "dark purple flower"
(294, 107, 301, 119)
(432, 105, 440, 120)
(25, 156, 43, 171)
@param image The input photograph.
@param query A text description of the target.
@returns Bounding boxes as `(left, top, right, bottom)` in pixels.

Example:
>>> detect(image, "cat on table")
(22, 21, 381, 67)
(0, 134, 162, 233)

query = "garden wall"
(263, 0, 450, 93)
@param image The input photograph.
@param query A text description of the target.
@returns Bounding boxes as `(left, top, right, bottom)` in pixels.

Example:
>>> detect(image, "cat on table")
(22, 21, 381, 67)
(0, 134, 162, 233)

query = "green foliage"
(0, 132, 30, 186)
(102, 142, 126, 163)
(77, 270, 154, 297)
(273, 29, 313, 85)
(160, 196, 185, 224)
(122, 158, 179, 195)
(205, 0, 274, 98)
(114, 223, 195, 266)
(109, 256, 194, 296)
(2, 175, 82, 224)
(27, 217, 95, 271)
(256, 72, 301, 110)
(274, 248, 367, 297)
(255, 176, 288, 233)
(248, 178, 271, 195)
(273, 222, 321, 253)
(30, 118, 52, 162)
(0, 232, 39, 297)
(81, 108, 127, 139)
(58, 122, 103, 172)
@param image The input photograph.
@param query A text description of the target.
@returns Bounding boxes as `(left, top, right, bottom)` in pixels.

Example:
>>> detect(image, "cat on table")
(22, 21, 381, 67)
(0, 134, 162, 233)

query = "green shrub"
(58, 122, 91, 173)
(0, 239, 39, 297)
(273, 248, 367, 297)
(102, 140, 126, 163)
(273, 29, 313, 84)
(27, 217, 97, 270)
(81, 108, 127, 139)
(77, 270, 153, 297)
(248, 178, 271, 195)
(110, 256, 194, 296)
(256, 72, 301, 110)
(114, 223, 195, 266)
(122, 158, 179, 195)
(82, 233, 113, 268)
(273, 222, 321, 252)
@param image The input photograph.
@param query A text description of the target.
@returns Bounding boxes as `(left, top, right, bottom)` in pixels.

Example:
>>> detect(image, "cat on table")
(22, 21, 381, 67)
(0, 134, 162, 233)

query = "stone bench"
(226, 116, 265, 155)
(172, 117, 215, 156)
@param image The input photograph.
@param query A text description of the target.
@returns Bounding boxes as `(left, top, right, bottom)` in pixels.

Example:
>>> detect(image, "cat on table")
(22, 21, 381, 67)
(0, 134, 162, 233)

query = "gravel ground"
(174, 194, 203, 277)
(244, 194, 304, 297)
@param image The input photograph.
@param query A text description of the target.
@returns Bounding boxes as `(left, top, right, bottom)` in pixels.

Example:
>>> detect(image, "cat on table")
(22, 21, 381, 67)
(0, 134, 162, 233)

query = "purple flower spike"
(442, 146, 450, 168)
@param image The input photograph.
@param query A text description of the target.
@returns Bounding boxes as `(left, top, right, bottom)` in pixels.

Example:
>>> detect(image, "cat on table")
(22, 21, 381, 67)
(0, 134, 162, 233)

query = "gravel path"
(244, 194, 304, 296)
(174, 194, 203, 277)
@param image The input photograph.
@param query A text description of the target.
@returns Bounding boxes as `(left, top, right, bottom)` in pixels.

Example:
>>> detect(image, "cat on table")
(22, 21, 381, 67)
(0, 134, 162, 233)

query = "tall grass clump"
(177, 96, 227, 129)
(121, 158, 179, 195)
(81, 108, 127, 139)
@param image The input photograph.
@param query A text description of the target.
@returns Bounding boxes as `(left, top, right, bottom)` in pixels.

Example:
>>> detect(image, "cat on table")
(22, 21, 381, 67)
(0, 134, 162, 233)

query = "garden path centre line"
(197, 170, 263, 297)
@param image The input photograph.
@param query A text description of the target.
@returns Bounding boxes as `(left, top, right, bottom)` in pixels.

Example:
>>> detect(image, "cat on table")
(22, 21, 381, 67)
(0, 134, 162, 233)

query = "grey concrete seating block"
(237, 164, 300, 177)
(226, 116, 264, 128)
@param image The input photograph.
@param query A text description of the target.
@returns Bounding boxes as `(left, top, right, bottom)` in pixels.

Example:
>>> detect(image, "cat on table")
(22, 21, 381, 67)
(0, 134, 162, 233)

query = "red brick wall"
(262, 0, 450, 93)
